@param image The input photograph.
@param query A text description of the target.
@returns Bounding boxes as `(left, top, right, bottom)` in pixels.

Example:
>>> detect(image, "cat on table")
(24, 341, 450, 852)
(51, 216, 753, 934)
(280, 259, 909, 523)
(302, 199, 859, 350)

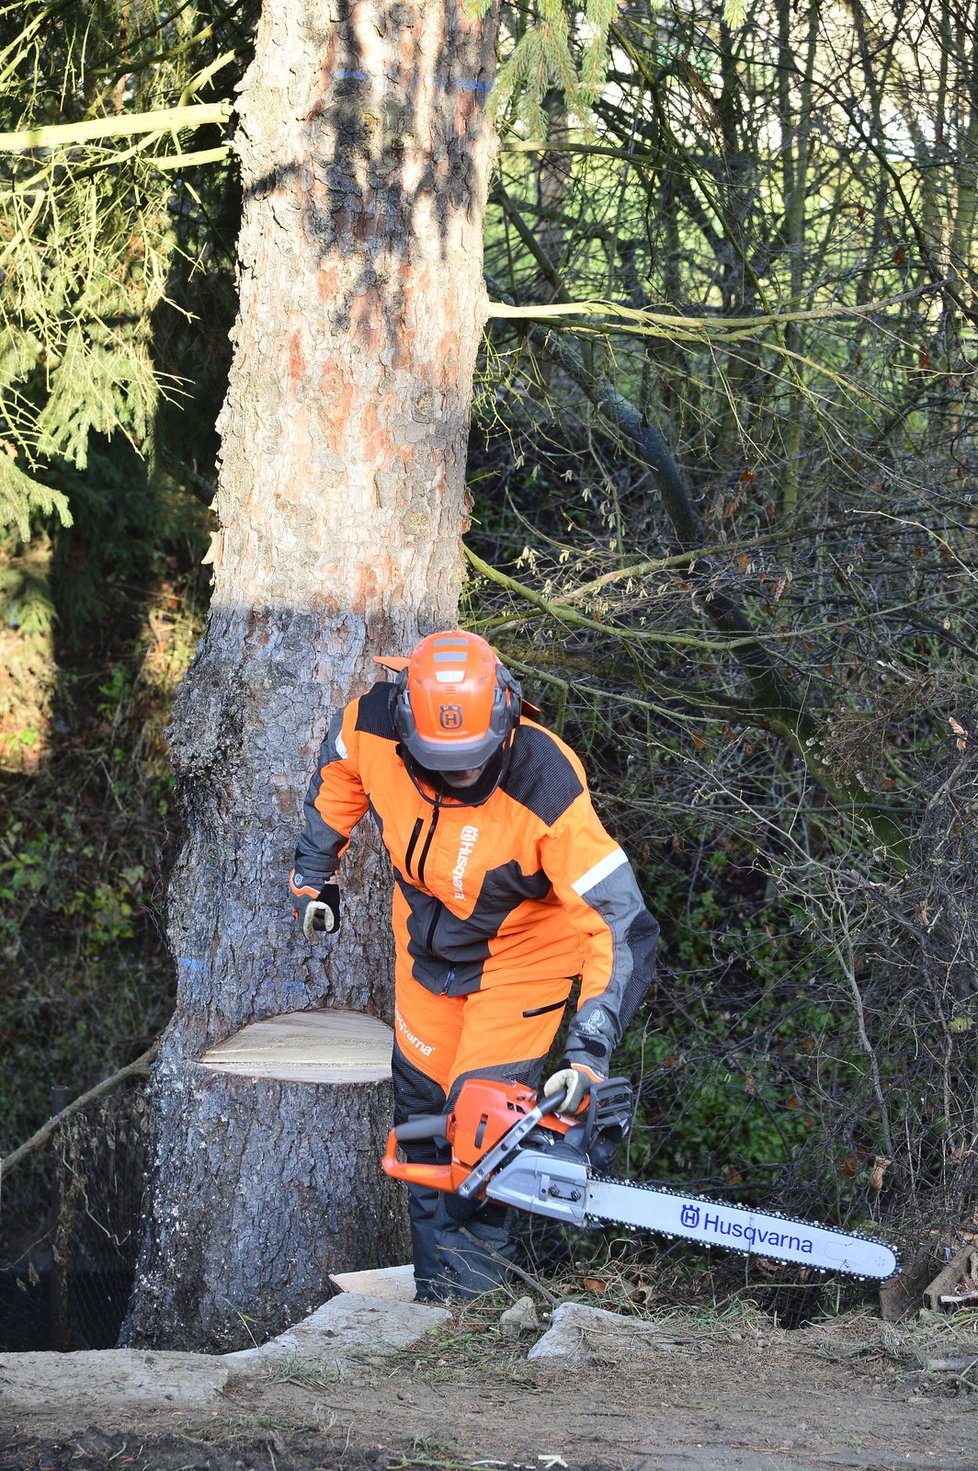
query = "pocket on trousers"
(521, 996, 569, 1019)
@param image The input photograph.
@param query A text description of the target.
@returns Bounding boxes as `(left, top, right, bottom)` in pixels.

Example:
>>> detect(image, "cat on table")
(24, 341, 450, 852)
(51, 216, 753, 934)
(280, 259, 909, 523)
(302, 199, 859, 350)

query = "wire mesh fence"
(0, 1084, 147, 1351)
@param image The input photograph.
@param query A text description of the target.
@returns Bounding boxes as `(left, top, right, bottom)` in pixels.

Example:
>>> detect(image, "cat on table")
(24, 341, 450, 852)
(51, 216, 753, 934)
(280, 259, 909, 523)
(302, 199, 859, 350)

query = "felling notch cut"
(197, 1009, 394, 1084)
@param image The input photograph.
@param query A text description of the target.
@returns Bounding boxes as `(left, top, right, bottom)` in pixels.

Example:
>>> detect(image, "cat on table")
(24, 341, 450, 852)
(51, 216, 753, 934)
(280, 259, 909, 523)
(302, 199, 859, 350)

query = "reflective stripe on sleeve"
(571, 847, 628, 896)
(333, 730, 349, 759)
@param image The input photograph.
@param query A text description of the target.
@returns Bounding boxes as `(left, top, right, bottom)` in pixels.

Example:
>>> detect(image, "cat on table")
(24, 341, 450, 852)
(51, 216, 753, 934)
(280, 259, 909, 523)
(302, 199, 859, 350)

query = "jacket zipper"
(404, 786, 444, 883)
(425, 904, 443, 958)
(421, 800, 443, 956)
(404, 797, 444, 958)
(404, 817, 424, 879)
(416, 799, 441, 886)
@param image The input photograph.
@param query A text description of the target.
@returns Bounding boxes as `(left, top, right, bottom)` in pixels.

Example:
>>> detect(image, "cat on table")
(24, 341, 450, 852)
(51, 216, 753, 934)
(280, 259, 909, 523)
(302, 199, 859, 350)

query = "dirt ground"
(0, 1302, 976, 1471)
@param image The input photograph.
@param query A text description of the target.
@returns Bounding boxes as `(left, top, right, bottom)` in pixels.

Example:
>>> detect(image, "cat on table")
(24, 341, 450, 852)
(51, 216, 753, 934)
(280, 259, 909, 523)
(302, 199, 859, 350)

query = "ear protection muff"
(392, 663, 412, 744)
(494, 663, 522, 742)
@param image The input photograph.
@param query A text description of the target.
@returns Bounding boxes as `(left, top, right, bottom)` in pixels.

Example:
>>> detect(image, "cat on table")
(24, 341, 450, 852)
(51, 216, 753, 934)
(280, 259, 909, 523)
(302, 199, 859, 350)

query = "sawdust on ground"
(0, 1306, 976, 1471)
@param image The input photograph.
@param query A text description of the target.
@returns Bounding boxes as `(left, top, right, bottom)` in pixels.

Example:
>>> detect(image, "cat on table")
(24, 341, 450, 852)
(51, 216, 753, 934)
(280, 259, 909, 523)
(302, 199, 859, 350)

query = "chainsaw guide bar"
(382, 1075, 899, 1282)
(583, 1174, 898, 1279)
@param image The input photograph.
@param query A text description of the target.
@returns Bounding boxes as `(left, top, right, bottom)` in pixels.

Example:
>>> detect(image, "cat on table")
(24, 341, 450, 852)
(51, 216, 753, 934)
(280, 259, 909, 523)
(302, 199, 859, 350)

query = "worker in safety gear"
(290, 630, 658, 1302)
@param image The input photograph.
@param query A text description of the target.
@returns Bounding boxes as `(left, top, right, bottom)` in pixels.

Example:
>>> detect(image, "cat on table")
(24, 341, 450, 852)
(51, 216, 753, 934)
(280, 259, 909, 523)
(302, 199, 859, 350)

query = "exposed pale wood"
(329, 1264, 416, 1301)
(197, 1009, 393, 1084)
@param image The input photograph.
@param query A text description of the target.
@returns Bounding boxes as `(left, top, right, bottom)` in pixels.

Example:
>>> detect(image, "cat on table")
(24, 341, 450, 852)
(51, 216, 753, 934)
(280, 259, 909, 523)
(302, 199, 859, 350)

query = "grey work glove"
(543, 1063, 605, 1114)
(301, 882, 339, 941)
(293, 881, 341, 941)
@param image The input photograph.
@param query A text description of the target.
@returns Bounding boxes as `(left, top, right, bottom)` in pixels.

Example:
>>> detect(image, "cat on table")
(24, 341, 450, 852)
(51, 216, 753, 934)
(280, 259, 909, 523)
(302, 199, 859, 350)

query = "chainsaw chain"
(584, 1173, 898, 1280)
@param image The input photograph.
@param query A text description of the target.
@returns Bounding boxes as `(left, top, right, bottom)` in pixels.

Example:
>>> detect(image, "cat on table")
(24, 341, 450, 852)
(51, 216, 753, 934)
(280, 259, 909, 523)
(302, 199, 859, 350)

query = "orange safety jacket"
(291, 681, 658, 1071)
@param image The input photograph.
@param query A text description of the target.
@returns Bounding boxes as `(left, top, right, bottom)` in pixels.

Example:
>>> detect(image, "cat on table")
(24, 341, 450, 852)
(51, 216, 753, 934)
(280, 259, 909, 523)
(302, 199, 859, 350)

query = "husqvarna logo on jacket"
(452, 824, 480, 900)
(395, 1008, 434, 1056)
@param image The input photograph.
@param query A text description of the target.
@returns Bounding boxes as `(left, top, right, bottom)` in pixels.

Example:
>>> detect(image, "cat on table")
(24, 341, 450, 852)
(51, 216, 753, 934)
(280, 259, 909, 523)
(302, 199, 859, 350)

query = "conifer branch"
(0, 101, 232, 153)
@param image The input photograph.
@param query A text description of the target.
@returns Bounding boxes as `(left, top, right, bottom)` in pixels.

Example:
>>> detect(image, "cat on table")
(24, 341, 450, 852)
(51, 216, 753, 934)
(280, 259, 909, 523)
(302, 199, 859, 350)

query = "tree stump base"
(125, 1009, 411, 1352)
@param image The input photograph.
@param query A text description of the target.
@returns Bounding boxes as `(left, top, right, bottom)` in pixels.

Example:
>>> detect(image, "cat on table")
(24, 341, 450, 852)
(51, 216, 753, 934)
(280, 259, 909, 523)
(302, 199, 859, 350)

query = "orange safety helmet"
(394, 630, 522, 772)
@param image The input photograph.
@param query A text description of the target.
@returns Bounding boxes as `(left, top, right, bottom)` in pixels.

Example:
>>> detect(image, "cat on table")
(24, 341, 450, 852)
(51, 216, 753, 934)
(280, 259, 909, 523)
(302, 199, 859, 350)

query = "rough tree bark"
(123, 0, 499, 1352)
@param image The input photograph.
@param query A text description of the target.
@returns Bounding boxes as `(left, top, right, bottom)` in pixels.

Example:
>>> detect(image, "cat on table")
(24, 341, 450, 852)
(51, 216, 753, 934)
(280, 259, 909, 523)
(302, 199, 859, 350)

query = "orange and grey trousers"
(391, 967, 571, 1302)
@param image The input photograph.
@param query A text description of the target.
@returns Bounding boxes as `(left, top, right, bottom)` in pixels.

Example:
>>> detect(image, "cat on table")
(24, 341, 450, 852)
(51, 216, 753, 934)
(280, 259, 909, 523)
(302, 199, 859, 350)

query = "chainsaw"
(382, 1076, 899, 1280)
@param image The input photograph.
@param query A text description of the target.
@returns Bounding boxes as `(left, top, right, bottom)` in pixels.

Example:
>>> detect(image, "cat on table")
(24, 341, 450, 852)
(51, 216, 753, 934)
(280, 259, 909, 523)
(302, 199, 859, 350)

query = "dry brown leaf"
(869, 1155, 892, 1191)
(949, 716, 968, 750)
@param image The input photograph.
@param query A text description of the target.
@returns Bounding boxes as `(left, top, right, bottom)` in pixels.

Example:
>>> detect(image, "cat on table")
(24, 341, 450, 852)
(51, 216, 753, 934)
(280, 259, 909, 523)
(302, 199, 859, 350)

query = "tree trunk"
(123, 0, 499, 1352)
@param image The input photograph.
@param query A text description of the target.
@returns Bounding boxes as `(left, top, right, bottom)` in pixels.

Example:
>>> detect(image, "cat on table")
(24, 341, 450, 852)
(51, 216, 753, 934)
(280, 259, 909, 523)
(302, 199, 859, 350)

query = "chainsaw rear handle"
(382, 1129, 473, 1188)
(390, 1091, 563, 1151)
(381, 1138, 471, 1193)
(392, 1113, 451, 1143)
(382, 1092, 564, 1196)
(382, 1114, 453, 1190)
(392, 1091, 563, 1147)
(383, 1080, 550, 1192)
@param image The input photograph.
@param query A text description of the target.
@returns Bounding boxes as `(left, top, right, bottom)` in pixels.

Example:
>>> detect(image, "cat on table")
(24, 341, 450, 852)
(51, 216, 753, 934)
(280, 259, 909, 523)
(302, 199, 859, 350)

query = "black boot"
(408, 1188, 514, 1302)
(407, 1182, 448, 1303)
(438, 1204, 515, 1298)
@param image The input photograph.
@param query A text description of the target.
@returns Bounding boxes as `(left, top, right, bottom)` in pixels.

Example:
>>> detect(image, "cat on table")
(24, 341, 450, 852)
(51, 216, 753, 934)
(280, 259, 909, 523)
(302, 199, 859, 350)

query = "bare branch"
(0, 1046, 156, 1180)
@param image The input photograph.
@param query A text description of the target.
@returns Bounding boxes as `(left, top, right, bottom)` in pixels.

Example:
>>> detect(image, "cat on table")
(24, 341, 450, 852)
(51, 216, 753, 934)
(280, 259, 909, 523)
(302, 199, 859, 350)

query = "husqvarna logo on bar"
(679, 1202, 815, 1255)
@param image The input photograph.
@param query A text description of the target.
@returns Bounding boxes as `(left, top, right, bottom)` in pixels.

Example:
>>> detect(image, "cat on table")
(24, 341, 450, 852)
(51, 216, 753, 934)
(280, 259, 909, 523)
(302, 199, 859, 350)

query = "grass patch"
(264, 1353, 351, 1390)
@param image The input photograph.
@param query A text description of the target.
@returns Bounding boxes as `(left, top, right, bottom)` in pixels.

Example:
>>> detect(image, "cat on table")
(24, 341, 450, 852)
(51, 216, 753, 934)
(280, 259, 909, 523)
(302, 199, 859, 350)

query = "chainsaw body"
(382, 1076, 899, 1280)
(382, 1076, 631, 1225)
